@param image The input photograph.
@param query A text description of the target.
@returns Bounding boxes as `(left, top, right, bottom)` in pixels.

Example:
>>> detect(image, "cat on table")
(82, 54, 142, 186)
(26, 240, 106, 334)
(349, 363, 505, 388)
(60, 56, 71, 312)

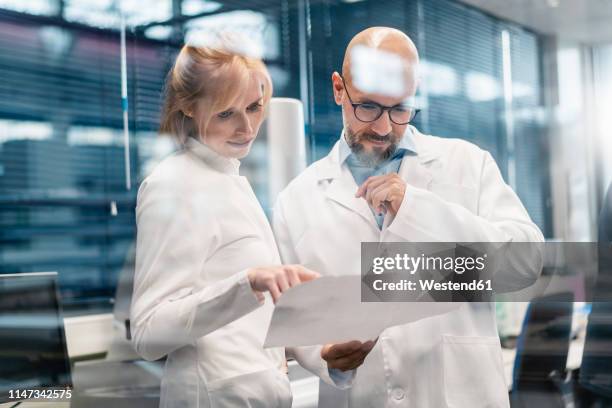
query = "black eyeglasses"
(340, 76, 420, 125)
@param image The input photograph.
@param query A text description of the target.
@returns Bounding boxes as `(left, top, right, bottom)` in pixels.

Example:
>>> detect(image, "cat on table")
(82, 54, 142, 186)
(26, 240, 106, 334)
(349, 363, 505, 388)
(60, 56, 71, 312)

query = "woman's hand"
(247, 265, 320, 303)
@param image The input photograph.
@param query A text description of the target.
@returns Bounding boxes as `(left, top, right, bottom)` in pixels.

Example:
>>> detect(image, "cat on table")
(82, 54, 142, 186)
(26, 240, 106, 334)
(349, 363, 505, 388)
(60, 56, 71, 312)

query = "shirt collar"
(338, 126, 418, 165)
(185, 137, 241, 175)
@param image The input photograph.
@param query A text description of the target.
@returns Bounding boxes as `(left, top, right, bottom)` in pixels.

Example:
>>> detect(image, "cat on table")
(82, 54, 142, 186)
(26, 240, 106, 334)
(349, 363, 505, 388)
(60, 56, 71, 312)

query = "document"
(264, 275, 461, 347)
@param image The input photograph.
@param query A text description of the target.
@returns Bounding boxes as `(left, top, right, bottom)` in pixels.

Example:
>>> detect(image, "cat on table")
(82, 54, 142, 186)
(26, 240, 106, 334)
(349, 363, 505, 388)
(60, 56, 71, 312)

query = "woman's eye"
(217, 110, 233, 119)
(247, 103, 263, 112)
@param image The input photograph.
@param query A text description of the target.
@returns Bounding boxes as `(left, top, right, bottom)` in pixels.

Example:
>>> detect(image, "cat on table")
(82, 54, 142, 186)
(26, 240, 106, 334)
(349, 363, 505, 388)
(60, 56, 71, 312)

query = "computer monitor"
(0, 272, 72, 403)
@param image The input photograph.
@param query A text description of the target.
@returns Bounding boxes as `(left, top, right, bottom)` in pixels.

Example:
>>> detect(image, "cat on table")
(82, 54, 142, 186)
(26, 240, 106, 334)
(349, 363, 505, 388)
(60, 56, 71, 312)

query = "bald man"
(274, 27, 543, 407)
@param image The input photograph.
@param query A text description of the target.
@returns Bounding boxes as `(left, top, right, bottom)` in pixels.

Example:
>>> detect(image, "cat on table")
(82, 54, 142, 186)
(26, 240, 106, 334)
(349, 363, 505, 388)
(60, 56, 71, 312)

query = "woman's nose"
(236, 113, 253, 134)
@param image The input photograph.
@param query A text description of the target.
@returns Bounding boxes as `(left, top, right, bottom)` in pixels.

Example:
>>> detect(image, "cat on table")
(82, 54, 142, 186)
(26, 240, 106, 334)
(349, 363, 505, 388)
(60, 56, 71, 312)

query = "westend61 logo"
(361, 242, 502, 302)
(371, 253, 488, 275)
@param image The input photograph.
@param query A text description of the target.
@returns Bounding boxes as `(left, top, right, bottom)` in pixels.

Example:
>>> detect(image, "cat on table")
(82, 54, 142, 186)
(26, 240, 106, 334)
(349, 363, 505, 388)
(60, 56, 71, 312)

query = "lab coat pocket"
(429, 182, 478, 213)
(442, 335, 509, 408)
(207, 368, 292, 408)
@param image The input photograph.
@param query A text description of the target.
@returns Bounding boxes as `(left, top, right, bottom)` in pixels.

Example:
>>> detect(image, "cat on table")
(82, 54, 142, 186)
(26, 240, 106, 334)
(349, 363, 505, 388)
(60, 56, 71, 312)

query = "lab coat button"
(392, 388, 405, 400)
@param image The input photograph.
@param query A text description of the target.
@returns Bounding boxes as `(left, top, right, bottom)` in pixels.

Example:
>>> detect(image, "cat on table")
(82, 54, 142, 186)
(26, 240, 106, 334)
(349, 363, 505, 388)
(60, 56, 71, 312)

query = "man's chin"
(362, 143, 390, 157)
(363, 140, 390, 150)
(347, 133, 398, 166)
(353, 150, 386, 167)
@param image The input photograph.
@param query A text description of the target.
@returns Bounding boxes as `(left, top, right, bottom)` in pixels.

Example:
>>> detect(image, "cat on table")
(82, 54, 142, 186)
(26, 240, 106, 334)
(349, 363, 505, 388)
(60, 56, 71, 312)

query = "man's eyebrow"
(358, 98, 399, 108)
(354, 97, 411, 108)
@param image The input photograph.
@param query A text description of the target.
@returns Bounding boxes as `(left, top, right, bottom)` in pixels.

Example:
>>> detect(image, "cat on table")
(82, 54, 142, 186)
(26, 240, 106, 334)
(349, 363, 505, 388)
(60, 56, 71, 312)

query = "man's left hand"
(356, 174, 406, 216)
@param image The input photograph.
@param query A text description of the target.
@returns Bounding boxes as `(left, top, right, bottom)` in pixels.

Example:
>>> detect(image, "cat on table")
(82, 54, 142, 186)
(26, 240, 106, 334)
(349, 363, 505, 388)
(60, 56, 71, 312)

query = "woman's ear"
(181, 101, 197, 118)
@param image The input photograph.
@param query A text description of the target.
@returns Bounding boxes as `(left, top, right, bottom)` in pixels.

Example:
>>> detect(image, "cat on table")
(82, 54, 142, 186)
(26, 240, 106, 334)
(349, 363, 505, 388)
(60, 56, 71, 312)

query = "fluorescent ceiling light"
(182, 0, 223, 16)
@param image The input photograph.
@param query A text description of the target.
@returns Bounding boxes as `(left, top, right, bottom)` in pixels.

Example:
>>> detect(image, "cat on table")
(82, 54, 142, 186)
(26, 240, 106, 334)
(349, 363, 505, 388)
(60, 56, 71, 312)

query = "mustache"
(354, 132, 395, 144)
(346, 128, 399, 167)
(365, 134, 389, 142)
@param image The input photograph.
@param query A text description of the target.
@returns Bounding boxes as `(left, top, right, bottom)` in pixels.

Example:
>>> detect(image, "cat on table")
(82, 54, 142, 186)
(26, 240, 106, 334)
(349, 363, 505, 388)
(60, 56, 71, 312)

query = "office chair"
(510, 291, 575, 408)
(577, 182, 612, 407)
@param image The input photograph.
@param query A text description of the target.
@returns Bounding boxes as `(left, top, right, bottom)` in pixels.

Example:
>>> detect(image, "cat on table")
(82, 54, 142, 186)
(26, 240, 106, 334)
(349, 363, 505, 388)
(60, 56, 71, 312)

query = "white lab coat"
(131, 137, 291, 408)
(273, 126, 544, 408)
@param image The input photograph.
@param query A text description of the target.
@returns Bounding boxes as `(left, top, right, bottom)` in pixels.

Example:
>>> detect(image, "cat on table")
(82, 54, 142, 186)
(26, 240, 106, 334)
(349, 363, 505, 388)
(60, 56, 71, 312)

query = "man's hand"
(321, 339, 377, 371)
(355, 174, 406, 217)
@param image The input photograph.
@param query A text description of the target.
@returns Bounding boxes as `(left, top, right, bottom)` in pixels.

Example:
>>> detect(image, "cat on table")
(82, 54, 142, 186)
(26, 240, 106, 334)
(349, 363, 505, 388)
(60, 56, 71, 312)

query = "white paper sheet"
(264, 275, 461, 347)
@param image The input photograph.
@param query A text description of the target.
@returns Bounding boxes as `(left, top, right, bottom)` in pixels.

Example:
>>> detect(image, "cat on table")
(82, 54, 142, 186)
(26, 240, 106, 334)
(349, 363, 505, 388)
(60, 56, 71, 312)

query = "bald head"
(331, 28, 420, 167)
(342, 27, 419, 85)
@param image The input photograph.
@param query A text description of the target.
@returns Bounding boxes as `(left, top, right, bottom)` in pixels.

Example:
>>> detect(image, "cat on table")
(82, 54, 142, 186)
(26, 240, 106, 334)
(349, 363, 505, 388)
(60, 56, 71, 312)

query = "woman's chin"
(224, 142, 253, 159)
(235, 148, 251, 160)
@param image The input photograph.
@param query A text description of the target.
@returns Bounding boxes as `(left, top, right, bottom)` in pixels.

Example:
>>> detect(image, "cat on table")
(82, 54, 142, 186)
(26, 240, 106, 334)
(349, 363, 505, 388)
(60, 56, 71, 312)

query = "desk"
(1, 338, 584, 405)
(0, 360, 318, 408)
(0, 402, 70, 408)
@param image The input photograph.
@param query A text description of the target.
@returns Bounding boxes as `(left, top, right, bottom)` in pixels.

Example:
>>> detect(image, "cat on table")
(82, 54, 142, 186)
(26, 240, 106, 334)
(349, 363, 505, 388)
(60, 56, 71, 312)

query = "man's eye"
(392, 106, 410, 113)
(217, 110, 233, 119)
(360, 104, 379, 111)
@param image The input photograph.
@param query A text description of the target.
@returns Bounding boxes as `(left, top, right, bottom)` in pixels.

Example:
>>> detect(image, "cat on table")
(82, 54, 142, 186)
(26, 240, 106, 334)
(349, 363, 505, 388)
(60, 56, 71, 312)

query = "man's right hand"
(321, 339, 377, 371)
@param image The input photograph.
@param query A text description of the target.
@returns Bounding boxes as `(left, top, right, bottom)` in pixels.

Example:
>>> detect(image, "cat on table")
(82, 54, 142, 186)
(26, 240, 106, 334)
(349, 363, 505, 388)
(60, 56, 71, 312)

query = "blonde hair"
(159, 44, 272, 145)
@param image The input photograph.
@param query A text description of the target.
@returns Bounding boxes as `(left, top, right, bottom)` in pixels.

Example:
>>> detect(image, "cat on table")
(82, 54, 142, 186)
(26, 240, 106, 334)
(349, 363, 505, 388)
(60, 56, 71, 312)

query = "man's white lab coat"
(273, 126, 544, 408)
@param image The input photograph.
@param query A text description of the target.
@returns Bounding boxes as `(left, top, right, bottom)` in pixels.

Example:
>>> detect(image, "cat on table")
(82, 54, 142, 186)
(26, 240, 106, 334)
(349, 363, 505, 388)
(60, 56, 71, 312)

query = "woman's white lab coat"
(130, 137, 291, 408)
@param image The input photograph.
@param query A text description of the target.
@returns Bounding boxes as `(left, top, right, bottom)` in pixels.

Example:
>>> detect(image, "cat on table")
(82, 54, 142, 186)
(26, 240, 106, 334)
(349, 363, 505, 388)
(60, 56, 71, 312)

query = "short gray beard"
(345, 127, 398, 167)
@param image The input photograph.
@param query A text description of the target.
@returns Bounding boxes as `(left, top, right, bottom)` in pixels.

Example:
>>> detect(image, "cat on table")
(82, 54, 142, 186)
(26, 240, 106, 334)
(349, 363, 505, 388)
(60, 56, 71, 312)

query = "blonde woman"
(130, 41, 318, 408)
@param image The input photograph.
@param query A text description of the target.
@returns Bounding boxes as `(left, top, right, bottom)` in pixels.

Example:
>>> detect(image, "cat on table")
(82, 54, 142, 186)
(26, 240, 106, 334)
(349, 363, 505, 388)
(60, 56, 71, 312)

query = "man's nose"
(370, 112, 392, 136)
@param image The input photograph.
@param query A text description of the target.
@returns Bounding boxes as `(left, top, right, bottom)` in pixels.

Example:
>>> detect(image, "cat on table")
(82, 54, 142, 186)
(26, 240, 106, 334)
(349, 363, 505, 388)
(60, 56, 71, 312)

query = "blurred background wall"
(0, 0, 610, 317)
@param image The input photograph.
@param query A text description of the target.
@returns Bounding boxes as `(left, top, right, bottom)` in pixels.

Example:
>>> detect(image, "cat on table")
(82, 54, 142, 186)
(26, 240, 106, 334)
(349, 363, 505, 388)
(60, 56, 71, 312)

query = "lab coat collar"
(185, 136, 241, 175)
(317, 125, 440, 181)
(316, 125, 438, 229)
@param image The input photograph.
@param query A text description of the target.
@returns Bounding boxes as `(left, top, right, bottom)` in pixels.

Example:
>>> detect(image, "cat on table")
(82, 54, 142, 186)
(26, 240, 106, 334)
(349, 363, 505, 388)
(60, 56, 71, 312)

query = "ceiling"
(458, 0, 612, 44)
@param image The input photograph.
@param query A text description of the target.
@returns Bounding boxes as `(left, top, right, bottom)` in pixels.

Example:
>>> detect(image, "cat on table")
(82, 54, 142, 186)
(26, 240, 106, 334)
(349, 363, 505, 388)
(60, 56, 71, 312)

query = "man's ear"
(331, 71, 344, 106)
